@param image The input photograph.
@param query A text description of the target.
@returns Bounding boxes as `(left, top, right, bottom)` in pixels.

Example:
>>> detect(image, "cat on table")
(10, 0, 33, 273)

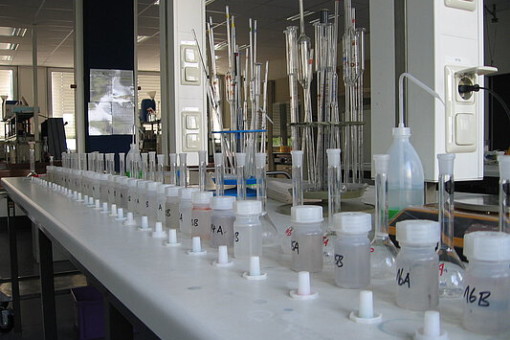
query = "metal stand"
(38, 228, 58, 339)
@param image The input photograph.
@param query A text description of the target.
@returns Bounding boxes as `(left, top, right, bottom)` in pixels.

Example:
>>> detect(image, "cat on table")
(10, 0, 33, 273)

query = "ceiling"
(0, 0, 507, 74)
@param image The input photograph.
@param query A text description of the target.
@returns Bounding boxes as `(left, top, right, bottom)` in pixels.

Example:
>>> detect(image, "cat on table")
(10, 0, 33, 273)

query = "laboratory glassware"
(333, 212, 371, 289)
(255, 152, 278, 247)
(290, 205, 324, 273)
(370, 154, 398, 280)
(169, 153, 178, 185)
(210, 196, 236, 248)
(462, 231, 510, 335)
(179, 153, 188, 188)
(437, 153, 464, 298)
(214, 153, 225, 196)
(233, 200, 262, 259)
(235, 153, 246, 200)
(395, 220, 440, 311)
(291, 150, 304, 206)
(165, 186, 181, 230)
(156, 154, 165, 184)
(179, 187, 199, 236)
(198, 150, 207, 192)
(498, 155, 510, 233)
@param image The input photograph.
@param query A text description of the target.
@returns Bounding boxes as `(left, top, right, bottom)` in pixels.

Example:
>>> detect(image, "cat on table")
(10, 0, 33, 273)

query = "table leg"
(38, 229, 58, 339)
(7, 196, 21, 333)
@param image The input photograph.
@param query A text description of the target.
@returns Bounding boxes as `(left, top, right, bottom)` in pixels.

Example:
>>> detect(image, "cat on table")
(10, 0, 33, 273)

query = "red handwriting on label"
(285, 226, 294, 236)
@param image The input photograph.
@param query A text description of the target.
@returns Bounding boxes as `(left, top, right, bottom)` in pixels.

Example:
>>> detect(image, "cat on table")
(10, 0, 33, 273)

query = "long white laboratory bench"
(2, 177, 503, 340)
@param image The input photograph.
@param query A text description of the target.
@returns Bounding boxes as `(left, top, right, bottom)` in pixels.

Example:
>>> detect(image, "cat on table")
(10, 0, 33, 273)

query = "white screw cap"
(414, 311, 449, 340)
(349, 290, 382, 324)
(291, 205, 323, 223)
(235, 200, 262, 215)
(463, 231, 510, 262)
(396, 220, 440, 246)
(187, 236, 206, 255)
(333, 212, 372, 234)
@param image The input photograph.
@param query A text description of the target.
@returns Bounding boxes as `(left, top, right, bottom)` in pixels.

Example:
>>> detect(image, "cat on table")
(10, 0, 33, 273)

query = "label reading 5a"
(291, 240, 299, 254)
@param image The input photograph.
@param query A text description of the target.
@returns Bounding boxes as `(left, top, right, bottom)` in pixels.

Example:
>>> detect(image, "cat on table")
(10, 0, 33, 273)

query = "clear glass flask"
(370, 154, 398, 280)
(437, 153, 464, 297)
(498, 155, 510, 234)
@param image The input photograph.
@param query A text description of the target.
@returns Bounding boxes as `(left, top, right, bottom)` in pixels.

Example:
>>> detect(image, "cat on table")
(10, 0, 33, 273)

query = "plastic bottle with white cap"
(333, 212, 371, 288)
(462, 231, 510, 335)
(233, 200, 262, 258)
(117, 176, 129, 209)
(395, 219, 440, 311)
(145, 182, 160, 221)
(156, 184, 173, 225)
(126, 178, 139, 214)
(165, 186, 182, 229)
(210, 196, 236, 247)
(290, 205, 324, 273)
(191, 191, 214, 239)
(179, 187, 199, 236)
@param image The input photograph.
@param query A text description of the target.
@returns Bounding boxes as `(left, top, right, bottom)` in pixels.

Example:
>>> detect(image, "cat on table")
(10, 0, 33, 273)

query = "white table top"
(2, 177, 504, 340)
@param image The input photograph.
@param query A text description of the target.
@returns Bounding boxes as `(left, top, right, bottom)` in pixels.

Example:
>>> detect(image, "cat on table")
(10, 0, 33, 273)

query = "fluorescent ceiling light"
(286, 11, 314, 21)
(0, 56, 12, 61)
(0, 27, 27, 37)
(0, 43, 19, 50)
(137, 35, 150, 43)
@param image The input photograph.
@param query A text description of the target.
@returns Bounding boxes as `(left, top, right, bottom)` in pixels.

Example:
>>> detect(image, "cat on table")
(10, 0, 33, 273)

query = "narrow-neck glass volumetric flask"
(437, 153, 464, 298)
(370, 154, 398, 280)
(498, 155, 510, 234)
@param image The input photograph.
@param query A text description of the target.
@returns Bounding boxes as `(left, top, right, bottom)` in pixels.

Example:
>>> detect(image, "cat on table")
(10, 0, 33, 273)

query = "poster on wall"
(88, 69, 135, 136)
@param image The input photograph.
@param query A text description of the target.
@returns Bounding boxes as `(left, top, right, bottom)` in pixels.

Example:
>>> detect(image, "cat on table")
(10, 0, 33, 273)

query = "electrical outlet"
(444, 65, 497, 153)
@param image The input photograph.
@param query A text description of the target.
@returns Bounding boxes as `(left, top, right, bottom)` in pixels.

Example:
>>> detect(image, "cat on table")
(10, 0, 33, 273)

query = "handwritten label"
(335, 254, 344, 267)
(396, 268, 411, 287)
(234, 232, 239, 242)
(158, 204, 163, 212)
(439, 263, 447, 276)
(212, 224, 224, 235)
(191, 218, 199, 228)
(464, 286, 491, 307)
(285, 226, 294, 237)
(323, 235, 329, 247)
(165, 209, 171, 217)
(291, 240, 299, 254)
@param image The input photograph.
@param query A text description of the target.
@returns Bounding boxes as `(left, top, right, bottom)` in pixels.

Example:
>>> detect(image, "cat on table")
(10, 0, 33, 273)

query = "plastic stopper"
(437, 153, 455, 176)
(235, 200, 262, 215)
(291, 150, 304, 167)
(187, 236, 206, 255)
(116, 208, 125, 221)
(94, 199, 101, 210)
(333, 212, 371, 234)
(291, 205, 324, 223)
(165, 229, 181, 247)
(139, 216, 149, 230)
(373, 154, 389, 174)
(213, 245, 233, 267)
(88, 196, 94, 206)
(242, 256, 267, 280)
(152, 222, 166, 238)
(110, 204, 117, 217)
(290, 271, 318, 300)
(349, 290, 382, 324)
(124, 212, 137, 226)
(326, 149, 341, 167)
(463, 231, 510, 262)
(414, 311, 449, 340)
(396, 220, 440, 246)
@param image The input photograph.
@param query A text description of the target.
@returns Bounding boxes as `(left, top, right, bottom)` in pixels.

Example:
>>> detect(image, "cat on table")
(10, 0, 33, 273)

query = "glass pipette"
(148, 151, 156, 181)
(179, 153, 188, 188)
(437, 153, 464, 297)
(370, 154, 398, 280)
(214, 153, 225, 196)
(499, 155, 510, 234)
(256, 152, 278, 247)
(291, 150, 304, 206)
(141, 153, 148, 180)
(156, 154, 164, 184)
(198, 150, 207, 192)
(169, 153, 177, 185)
(235, 153, 246, 200)
(119, 153, 125, 176)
